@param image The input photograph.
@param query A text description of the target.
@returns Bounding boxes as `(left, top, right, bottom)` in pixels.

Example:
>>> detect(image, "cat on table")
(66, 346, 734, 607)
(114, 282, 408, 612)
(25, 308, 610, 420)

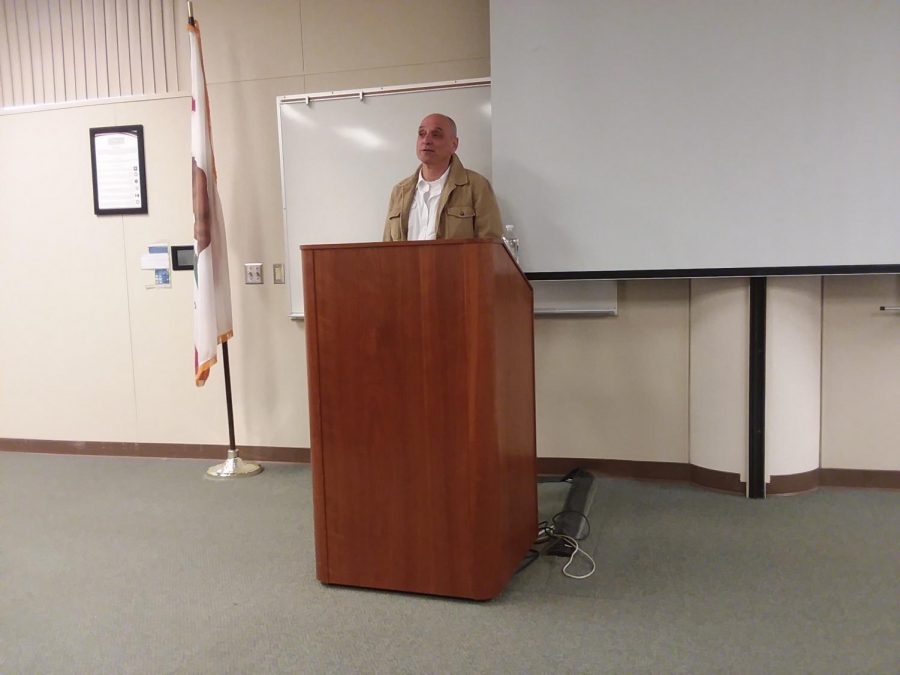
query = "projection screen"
(490, 0, 900, 277)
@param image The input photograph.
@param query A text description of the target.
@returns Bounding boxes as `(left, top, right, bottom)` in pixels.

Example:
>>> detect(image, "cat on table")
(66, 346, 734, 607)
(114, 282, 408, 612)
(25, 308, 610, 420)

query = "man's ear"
(452, 137, 459, 153)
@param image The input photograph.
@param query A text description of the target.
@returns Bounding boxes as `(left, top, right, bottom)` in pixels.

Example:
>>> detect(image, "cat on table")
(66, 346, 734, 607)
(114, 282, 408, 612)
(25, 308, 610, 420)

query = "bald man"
(383, 113, 502, 241)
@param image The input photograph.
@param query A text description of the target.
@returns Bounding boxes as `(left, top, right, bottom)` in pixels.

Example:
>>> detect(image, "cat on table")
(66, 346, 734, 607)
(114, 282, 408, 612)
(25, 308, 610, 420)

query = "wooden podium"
(301, 239, 537, 600)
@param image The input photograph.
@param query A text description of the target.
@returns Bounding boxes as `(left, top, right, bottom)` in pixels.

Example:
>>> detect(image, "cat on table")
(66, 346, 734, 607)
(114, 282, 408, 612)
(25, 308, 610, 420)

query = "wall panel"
(0, 0, 183, 108)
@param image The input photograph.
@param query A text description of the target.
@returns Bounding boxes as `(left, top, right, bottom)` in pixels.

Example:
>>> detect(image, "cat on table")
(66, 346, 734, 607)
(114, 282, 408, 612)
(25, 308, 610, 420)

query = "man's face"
(416, 114, 458, 169)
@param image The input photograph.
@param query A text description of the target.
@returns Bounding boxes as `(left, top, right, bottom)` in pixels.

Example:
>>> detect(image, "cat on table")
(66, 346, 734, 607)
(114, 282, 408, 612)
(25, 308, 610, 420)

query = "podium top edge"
(300, 239, 504, 252)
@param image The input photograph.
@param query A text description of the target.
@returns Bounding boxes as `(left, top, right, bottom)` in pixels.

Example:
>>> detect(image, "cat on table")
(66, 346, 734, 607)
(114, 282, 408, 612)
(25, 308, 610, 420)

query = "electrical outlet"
(244, 263, 263, 284)
(273, 263, 285, 284)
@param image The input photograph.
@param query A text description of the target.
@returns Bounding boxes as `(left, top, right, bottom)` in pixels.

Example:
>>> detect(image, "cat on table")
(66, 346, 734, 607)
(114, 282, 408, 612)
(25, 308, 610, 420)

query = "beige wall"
(822, 275, 900, 471)
(1, 0, 896, 471)
(535, 280, 690, 463)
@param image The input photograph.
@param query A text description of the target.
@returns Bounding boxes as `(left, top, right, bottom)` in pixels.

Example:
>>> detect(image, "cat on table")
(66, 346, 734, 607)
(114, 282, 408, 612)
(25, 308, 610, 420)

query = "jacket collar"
(401, 154, 466, 191)
(446, 153, 468, 187)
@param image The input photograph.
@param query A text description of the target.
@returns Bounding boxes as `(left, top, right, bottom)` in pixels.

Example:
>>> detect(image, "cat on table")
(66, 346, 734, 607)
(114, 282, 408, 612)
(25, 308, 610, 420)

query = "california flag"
(189, 19, 233, 386)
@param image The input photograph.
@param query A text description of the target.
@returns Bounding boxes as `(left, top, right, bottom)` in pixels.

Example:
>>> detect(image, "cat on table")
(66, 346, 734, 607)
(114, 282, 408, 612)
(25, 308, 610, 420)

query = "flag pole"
(206, 342, 261, 478)
(188, 0, 259, 478)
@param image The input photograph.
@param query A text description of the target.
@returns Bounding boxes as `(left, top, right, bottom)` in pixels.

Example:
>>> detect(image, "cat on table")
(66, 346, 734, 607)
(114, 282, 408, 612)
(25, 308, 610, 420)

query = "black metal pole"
(748, 277, 767, 498)
(222, 340, 237, 451)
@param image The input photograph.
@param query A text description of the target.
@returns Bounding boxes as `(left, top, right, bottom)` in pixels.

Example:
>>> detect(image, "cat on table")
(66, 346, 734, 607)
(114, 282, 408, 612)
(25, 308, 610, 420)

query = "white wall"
(765, 277, 822, 479)
(689, 279, 749, 479)
(1, 0, 897, 472)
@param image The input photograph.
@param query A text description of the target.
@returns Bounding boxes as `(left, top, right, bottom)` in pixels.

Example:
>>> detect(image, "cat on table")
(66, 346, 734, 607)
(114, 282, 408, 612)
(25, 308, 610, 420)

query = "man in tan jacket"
(383, 113, 502, 241)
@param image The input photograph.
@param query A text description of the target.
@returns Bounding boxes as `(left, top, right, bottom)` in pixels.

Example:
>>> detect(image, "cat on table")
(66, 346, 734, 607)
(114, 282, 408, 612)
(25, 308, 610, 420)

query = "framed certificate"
(90, 125, 148, 215)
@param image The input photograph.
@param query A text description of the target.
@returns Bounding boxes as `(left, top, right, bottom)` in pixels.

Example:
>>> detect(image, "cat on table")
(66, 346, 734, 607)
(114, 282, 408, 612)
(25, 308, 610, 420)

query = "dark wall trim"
(689, 465, 746, 494)
(3, 440, 897, 491)
(538, 459, 900, 493)
(768, 469, 900, 492)
(767, 469, 820, 495)
(527, 265, 900, 280)
(537, 457, 691, 482)
(0, 438, 308, 463)
(536, 458, 745, 495)
(819, 468, 900, 490)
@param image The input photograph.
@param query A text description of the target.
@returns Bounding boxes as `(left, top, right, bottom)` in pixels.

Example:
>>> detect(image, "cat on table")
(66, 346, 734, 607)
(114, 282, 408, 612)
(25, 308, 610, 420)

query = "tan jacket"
(383, 154, 503, 241)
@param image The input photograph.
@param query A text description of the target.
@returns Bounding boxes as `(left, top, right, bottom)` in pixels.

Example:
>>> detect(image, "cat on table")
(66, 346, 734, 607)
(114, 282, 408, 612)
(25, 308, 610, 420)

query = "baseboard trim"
(768, 469, 820, 495)
(766, 468, 900, 492)
(538, 458, 743, 495)
(0, 438, 309, 463)
(537, 457, 691, 482)
(819, 468, 900, 490)
(689, 465, 746, 494)
(538, 459, 900, 493)
(3, 439, 896, 491)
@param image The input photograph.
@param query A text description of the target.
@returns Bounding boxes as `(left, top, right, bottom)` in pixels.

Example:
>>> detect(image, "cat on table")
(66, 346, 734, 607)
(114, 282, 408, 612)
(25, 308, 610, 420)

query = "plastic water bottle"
(503, 223, 519, 262)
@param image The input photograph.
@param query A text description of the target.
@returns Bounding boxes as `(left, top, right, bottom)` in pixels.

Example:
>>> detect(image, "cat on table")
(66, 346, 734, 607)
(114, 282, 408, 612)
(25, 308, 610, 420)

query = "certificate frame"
(89, 124, 148, 215)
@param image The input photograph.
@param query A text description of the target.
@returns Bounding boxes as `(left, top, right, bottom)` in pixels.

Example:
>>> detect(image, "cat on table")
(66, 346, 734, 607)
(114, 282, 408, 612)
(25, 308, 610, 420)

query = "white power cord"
(532, 518, 596, 580)
(555, 533, 596, 579)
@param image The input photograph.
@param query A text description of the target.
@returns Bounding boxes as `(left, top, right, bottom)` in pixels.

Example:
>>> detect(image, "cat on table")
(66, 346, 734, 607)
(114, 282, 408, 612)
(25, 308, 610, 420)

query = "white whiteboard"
(277, 81, 493, 317)
(491, 0, 900, 275)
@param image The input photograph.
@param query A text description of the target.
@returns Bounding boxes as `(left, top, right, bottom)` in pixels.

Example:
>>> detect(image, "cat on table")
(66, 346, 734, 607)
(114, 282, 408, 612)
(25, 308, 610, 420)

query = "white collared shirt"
(408, 165, 451, 241)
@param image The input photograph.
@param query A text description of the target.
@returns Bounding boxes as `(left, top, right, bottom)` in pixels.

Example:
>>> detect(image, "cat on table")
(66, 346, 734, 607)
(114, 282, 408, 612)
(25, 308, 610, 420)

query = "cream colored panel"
(105, 0, 121, 97)
(114, 96, 229, 444)
(71, 0, 87, 99)
(125, 0, 142, 93)
(115, 78, 308, 447)
(161, 0, 178, 92)
(822, 275, 900, 471)
(59, 0, 78, 100)
(149, 0, 166, 92)
(534, 280, 689, 462)
(93, 0, 110, 98)
(690, 278, 749, 478)
(36, 0, 53, 103)
(0, 2, 13, 105)
(194, 0, 302, 84)
(172, 0, 189, 92)
(207, 77, 304, 256)
(765, 277, 822, 478)
(115, 0, 132, 95)
(82, 0, 99, 99)
(303, 58, 491, 95)
(137, 0, 154, 94)
(0, 106, 136, 441)
(49, 0, 63, 100)
(16, 0, 35, 104)
(301, 0, 489, 75)
(207, 76, 309, 447)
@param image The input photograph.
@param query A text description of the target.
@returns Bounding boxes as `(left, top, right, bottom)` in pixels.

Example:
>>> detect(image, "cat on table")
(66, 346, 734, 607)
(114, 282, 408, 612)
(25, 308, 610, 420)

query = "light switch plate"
(244, 263, 263, 284)
(273, 263, 285, 284)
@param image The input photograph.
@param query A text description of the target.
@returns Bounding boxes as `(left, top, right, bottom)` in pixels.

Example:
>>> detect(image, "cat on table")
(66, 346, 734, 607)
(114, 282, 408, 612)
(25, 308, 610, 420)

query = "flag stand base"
(206, 448, 262, 479)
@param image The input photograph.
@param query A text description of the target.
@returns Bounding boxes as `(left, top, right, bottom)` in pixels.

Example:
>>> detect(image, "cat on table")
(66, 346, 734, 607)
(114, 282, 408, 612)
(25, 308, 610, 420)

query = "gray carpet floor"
(1, 451, 898, 674)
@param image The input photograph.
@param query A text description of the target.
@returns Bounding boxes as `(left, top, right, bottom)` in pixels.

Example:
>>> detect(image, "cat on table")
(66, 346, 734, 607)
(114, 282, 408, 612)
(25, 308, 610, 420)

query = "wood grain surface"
(302, 240, 536, 599)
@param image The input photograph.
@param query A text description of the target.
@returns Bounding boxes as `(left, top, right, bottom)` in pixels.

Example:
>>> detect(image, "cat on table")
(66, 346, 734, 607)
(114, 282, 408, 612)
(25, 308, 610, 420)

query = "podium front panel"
(302, 240, 536, 599)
